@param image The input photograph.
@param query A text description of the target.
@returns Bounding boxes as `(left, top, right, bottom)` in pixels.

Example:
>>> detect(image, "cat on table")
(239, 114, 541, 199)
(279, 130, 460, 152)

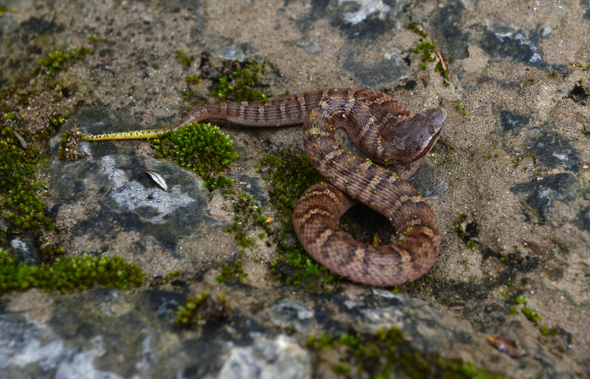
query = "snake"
(82, 88, 447, 287)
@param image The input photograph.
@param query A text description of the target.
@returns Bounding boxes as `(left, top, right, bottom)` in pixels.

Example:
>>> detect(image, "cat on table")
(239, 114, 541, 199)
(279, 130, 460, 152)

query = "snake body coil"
(82, 89, 446, 286)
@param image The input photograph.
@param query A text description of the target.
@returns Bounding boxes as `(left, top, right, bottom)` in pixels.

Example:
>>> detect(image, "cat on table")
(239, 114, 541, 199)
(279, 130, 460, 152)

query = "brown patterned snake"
(82, 88, 446, 287)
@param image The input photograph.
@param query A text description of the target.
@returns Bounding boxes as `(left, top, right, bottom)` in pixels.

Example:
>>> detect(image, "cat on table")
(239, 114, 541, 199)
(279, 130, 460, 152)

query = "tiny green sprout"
(177, 50, 194, 67)
(185, 74, 200, 84)
(522, 306, 541, 324)
(408, 22, 428, 38)
(88, 34, 98, 43)
(466, 241, 475, 248)
(456, 103, 463, 110)
(539, 325, 549, 336)
(579, 78, 584, 84)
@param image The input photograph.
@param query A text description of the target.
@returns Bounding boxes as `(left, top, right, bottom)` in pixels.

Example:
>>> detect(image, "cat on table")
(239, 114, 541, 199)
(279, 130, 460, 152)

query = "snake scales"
(82, 88, 447, 287)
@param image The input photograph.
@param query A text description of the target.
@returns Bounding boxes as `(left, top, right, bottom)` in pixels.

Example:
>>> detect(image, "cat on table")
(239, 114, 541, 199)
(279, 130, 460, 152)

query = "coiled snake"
(82, 88, 447, 287)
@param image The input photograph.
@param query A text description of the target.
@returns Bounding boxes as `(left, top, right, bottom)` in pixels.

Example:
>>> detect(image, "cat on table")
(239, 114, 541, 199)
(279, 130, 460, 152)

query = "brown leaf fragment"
(486, 335, 523, 358)
(143, 169, 169, 192)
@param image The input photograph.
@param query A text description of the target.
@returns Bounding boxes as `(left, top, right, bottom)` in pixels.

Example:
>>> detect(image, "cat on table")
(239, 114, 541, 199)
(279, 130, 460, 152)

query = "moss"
(456, 103, 467, 116)
(521, 306, 541, 324)
(408, 22, 428, 38)
(258, 151, 339, 287)
(215, 258, 247, 283)
(0, 249, 145, 294)
(177, 50, 194, 68)
(150, 122, 239, 191)
(411, 34, 449, 80)
(160, 270, 180, 285)
(0, 126, 55, 234)
(0, 6, 17, 17)
(175, 290, 232, 327)
(211, 60, 269, 102)
(32, 47, 91, 77)
(307, 327, 500, 379)
(183, 75, 201, 102)
(413, 39, 436, 63)
(226, 193, 272, 251)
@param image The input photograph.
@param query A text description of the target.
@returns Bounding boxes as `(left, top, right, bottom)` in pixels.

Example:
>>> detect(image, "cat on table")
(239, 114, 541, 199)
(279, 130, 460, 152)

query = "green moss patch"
(258, 151, 338, 287)
(211, 60, 269, 102)
(33, 47, 91, 77)
(226, 193, 272, 250)
(307, 327, 500, 378)
(0, 126, 54, 234)
(151, 122, 239, 191)
(0, 249, 145, 294)
(175, 290, 232, 327)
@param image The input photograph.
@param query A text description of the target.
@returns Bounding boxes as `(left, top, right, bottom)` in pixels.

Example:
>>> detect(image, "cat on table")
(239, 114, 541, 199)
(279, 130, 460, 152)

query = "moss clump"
(258, 151, 338, 287)
(410, 31, 449, 79)
(226, 193, 272, 250)
(177, 50, 194, 68)
(32, 47, 91, 77)
(151, 122, 239, 191)
(0, 126, 54, 234)
(408, 22, 428, 38)
(307, 327, 500, 379)
(183, 74, 201, 102)
(215, 257, 247, 283)
(0, 6, 17, 18)
(0, 249, 145, 294)
(211, 60, 269, 102)
(175, 290, 233, 327)
(413, 39, 436, 65)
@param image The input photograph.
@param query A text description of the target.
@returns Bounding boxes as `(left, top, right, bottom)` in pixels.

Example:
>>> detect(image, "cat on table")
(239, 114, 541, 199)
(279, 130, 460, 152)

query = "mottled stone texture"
(0, 0, 589, 377)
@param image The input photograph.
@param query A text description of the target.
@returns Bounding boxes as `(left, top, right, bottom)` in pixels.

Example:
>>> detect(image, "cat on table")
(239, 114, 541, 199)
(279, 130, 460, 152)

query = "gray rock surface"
(0, 0, 589, 377)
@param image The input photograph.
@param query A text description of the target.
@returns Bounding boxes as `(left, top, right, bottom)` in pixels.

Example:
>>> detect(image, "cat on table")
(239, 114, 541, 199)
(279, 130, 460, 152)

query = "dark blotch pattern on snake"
(82, 88, 447, 287)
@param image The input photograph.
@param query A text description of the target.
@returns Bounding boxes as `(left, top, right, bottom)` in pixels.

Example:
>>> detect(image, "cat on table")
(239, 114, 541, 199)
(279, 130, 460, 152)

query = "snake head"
(391, 107, 446, 163)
